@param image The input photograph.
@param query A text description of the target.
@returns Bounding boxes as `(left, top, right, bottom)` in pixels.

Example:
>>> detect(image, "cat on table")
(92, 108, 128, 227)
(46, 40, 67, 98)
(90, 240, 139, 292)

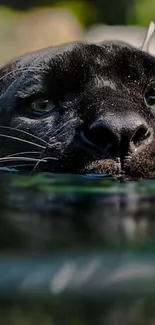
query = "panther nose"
(83, 117, 153, 156)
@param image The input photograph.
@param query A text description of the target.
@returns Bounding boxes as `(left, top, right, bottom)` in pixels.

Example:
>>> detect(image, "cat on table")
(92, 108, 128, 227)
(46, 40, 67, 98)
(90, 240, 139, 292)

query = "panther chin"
(81, 155, 151, 180)
(79, 126, 155, 179)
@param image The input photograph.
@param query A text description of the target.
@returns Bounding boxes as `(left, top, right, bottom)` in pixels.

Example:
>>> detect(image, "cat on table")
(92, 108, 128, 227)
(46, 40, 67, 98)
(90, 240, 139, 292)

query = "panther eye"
(144, 89, 155, 111)
(30, 98, 55, 116)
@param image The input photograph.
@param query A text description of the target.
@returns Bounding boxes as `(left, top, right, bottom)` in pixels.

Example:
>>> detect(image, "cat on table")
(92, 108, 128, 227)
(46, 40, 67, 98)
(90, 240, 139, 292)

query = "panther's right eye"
(30, 97, 56, 116)
(144, 88, 155, 112)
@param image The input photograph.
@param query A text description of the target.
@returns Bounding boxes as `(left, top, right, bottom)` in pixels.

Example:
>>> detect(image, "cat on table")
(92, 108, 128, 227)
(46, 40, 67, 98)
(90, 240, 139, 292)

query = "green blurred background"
(0, 0, 154, 66)
(0, 0, 153, 28)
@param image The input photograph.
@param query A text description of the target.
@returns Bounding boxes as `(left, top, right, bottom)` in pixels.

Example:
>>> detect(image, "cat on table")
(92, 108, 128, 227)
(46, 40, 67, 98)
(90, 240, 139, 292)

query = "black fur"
(0, 41, 155, 178)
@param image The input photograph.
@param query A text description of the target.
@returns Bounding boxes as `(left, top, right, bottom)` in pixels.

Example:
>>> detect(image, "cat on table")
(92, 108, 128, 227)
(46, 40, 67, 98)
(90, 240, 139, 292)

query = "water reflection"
(0, 172, 155, 325)
(0, 172, 154, 251)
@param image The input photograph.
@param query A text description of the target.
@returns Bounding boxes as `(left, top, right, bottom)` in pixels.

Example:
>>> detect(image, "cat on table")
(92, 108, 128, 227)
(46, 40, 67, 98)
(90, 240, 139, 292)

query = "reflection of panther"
(0, 40, 155, 178)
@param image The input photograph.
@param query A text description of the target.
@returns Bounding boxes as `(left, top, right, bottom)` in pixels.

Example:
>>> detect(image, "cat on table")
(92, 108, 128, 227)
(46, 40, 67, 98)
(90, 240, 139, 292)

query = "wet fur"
(0, 41, 155, 178)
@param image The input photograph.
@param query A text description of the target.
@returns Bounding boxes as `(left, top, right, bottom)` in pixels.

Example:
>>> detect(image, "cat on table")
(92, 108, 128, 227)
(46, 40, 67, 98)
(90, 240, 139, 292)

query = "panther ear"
(141, 21, 155, 52)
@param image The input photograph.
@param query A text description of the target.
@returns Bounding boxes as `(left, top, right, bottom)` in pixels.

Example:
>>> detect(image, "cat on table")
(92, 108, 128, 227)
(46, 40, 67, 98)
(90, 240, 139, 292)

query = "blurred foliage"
(53, 1, 98, 27)
(0, 0, 154, 27)
(53, 0, 133, 26)
(0, 0, 153, 27)
(127, 0, 155, 25)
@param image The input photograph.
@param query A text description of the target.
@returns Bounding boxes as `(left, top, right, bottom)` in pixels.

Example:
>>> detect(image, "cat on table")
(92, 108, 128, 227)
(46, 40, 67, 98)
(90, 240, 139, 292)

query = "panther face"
(0, 41, 155, 178)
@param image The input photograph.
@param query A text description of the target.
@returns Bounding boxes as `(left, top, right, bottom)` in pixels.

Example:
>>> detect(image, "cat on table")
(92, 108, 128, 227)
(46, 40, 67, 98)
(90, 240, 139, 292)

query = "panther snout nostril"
(131, 126, 153, 148)
(82, 120, 118, 154)
(82, 118, 154, 157)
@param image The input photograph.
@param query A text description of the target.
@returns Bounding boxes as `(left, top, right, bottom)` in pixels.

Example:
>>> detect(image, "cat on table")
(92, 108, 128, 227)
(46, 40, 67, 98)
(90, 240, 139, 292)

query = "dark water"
(1, 171, 155, 324)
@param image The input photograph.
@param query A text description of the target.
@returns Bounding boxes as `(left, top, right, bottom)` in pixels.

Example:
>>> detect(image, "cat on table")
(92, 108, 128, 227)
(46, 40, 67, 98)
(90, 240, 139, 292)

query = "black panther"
(0, 39, 155, 178)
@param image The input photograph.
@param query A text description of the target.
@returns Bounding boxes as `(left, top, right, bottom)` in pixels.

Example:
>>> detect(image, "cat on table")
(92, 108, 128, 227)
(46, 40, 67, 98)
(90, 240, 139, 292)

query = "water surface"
(1, 171, 155, 325)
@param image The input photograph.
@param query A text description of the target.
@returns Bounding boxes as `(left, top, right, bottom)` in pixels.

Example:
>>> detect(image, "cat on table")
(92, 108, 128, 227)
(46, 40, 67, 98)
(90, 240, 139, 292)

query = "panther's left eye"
(30, 98, 55, 116)
(144, 89, 155, 110)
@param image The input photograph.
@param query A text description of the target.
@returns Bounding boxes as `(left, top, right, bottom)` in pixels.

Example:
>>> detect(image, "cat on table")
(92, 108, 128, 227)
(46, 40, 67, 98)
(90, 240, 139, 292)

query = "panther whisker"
(0, 40, 154, 177)
(0, 133, 46, 149)
(4, 151, 41, 158)
(32, 155, 58, 172)
(47, 119, 77, 138)
(0, 126, 48, 146)
(0, 67, 44, 82)
(0, 157, 47, 163)
(0, 164, 36, 170)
